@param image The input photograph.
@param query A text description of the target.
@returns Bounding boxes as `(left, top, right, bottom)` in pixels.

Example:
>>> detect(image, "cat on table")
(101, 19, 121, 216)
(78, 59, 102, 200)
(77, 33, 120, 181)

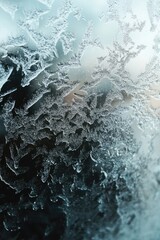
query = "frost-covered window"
(0, 0, 160, 239)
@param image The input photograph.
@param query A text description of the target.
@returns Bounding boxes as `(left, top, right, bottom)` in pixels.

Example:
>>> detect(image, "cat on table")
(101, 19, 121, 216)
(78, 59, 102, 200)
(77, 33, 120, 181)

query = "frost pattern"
(0, 0, 160, 239)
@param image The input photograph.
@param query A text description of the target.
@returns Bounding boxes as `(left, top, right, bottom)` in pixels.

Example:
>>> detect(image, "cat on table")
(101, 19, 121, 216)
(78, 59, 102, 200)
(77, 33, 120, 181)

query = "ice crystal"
(0, 0, 160, 240)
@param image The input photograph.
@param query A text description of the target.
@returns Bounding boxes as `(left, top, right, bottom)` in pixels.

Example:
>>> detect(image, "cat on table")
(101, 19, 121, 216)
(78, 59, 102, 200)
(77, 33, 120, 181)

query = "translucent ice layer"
(0, 0, 160, 239)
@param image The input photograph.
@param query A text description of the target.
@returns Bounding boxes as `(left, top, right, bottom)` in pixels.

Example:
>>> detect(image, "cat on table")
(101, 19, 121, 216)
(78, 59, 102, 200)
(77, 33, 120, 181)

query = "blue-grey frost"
(0, 0, 160, 239)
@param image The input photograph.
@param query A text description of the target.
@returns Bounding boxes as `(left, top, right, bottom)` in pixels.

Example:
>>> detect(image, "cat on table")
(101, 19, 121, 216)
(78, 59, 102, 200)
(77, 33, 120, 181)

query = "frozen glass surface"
(0, 0, 160, 239)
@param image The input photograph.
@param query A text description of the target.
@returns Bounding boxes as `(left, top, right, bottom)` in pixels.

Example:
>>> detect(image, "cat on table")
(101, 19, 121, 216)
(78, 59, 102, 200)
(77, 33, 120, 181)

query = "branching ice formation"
(0, 0, 160, 239)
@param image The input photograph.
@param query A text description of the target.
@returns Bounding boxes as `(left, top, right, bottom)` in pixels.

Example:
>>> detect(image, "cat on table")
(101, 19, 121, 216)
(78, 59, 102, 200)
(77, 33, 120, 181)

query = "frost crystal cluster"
(0, 0, 160, 239)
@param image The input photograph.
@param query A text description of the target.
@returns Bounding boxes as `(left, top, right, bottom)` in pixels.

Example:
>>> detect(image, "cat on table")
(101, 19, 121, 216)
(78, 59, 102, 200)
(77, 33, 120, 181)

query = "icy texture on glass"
(0, 0, 160, 239)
